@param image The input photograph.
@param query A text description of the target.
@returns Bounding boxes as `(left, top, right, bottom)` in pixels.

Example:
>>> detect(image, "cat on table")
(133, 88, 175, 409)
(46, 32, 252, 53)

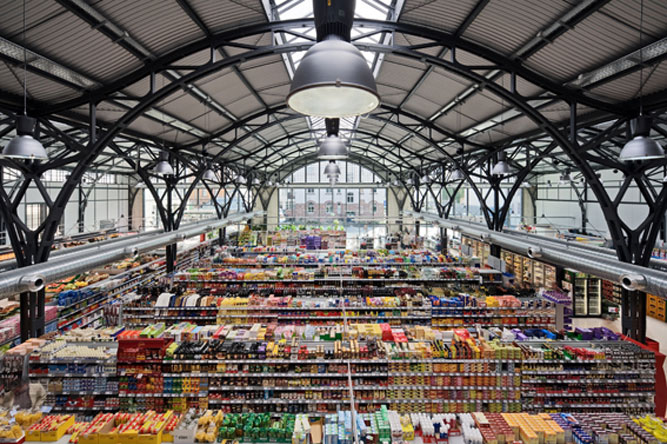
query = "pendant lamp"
(318, 118, 348, 160)
(286, 0, 379, 118)
(202, 168, 216, 181)
(153, 152, 174, 176)
(619, 116, 664, 161)
(2, 1, 47, 160)
(491, 152, 514, 176)
(450, 169, 465, 181)
(619, 0, 664, 161)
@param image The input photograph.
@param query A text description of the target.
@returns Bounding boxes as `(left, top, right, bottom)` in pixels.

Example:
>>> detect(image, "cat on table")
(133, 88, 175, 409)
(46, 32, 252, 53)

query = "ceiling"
(0, 0, 666, 181)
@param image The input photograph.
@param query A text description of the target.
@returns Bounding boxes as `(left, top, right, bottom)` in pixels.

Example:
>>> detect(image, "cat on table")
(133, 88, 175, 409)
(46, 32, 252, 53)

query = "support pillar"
(166, 244, 176, 274)
(218, 228, 225, 246)
(489, 244, 502, 258)
(622, 289, 647, 343)
(19, 289, 45, 342)
(78, 184, 85, 233)
(440, 227, 447, 255)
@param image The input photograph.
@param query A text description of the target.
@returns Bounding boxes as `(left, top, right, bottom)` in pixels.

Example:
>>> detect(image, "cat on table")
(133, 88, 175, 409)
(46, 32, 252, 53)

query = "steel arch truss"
(0, 19, 666, 272)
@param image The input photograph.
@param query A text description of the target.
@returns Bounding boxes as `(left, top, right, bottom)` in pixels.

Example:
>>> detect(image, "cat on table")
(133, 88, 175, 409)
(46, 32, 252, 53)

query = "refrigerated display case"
(563, 269, 602, 317)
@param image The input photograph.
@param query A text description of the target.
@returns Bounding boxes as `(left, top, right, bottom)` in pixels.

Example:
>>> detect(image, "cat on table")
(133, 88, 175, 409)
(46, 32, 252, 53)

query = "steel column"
(622, 289, 647, 344)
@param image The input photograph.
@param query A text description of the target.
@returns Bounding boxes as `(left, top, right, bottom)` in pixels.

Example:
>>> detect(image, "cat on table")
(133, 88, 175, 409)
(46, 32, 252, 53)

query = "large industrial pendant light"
(202, 168, 216, 181)
(559, 169, 572, 184)
(620, 116, 664, 161)
(153, 152, 174, 176)
(2, 0, 47, 160)
(491, 152, 514, 176)
(324, 160, 341, 185)
(619, 0, 664, 161)
(450, 168, 465, 181)
(286, 0, 379, 118)
(201, 144, 216, 181)
(318, 118, 348, 160)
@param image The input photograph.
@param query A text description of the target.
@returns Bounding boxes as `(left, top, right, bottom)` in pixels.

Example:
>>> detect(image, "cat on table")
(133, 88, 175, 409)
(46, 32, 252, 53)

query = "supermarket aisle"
(572, 316, 667, 358)
(573, 316, 667, 413)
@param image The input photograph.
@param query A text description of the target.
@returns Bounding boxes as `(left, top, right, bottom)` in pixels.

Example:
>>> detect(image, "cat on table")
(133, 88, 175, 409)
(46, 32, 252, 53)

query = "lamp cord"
(23, 0, 27, 115)
(639, 0, 644, 116)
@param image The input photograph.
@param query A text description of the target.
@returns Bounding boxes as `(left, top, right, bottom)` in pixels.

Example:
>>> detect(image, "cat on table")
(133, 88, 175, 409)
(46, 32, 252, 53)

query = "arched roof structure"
(0, 0, 666, 265)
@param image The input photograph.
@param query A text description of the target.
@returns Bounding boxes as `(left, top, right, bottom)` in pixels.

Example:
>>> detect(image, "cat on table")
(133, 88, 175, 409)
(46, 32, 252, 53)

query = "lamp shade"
(450, 169, 465, 181)
(491, 153, 514, 176)
(153, 159, 174, 176)
(324, 161, 341, 177)
(318, 135, 348, 160)
(287, 39, 379, 118)
(619, 135, 664, 161)
(202, 168, 216, 181)
(2, 134, 48, 160)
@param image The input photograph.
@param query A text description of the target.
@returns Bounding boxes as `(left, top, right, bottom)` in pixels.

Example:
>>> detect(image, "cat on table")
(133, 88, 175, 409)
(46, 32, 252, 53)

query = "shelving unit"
(27, 327, 654, 415)
(519, 341, 655, 414)
(501, 251, 557, 289)
(564, 269, 602, 317)
(28, 342, 119, 413)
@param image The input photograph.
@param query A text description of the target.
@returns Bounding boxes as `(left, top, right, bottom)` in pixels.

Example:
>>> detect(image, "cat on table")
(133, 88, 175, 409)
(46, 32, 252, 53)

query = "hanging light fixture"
(491, 152, 514, 176)
(450, 169, 465, 181)
(559, 169, 572, 184)
(324, 160, 341, 185)
(619, 0, 664, 161)
(619, 116, 664, 161)
(202, 168, 216, 181)
(286, 0, 379, 118)
(2, 0, 47, 160)
(153, 152, 174, 176)
(318, 118, 348, 160)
